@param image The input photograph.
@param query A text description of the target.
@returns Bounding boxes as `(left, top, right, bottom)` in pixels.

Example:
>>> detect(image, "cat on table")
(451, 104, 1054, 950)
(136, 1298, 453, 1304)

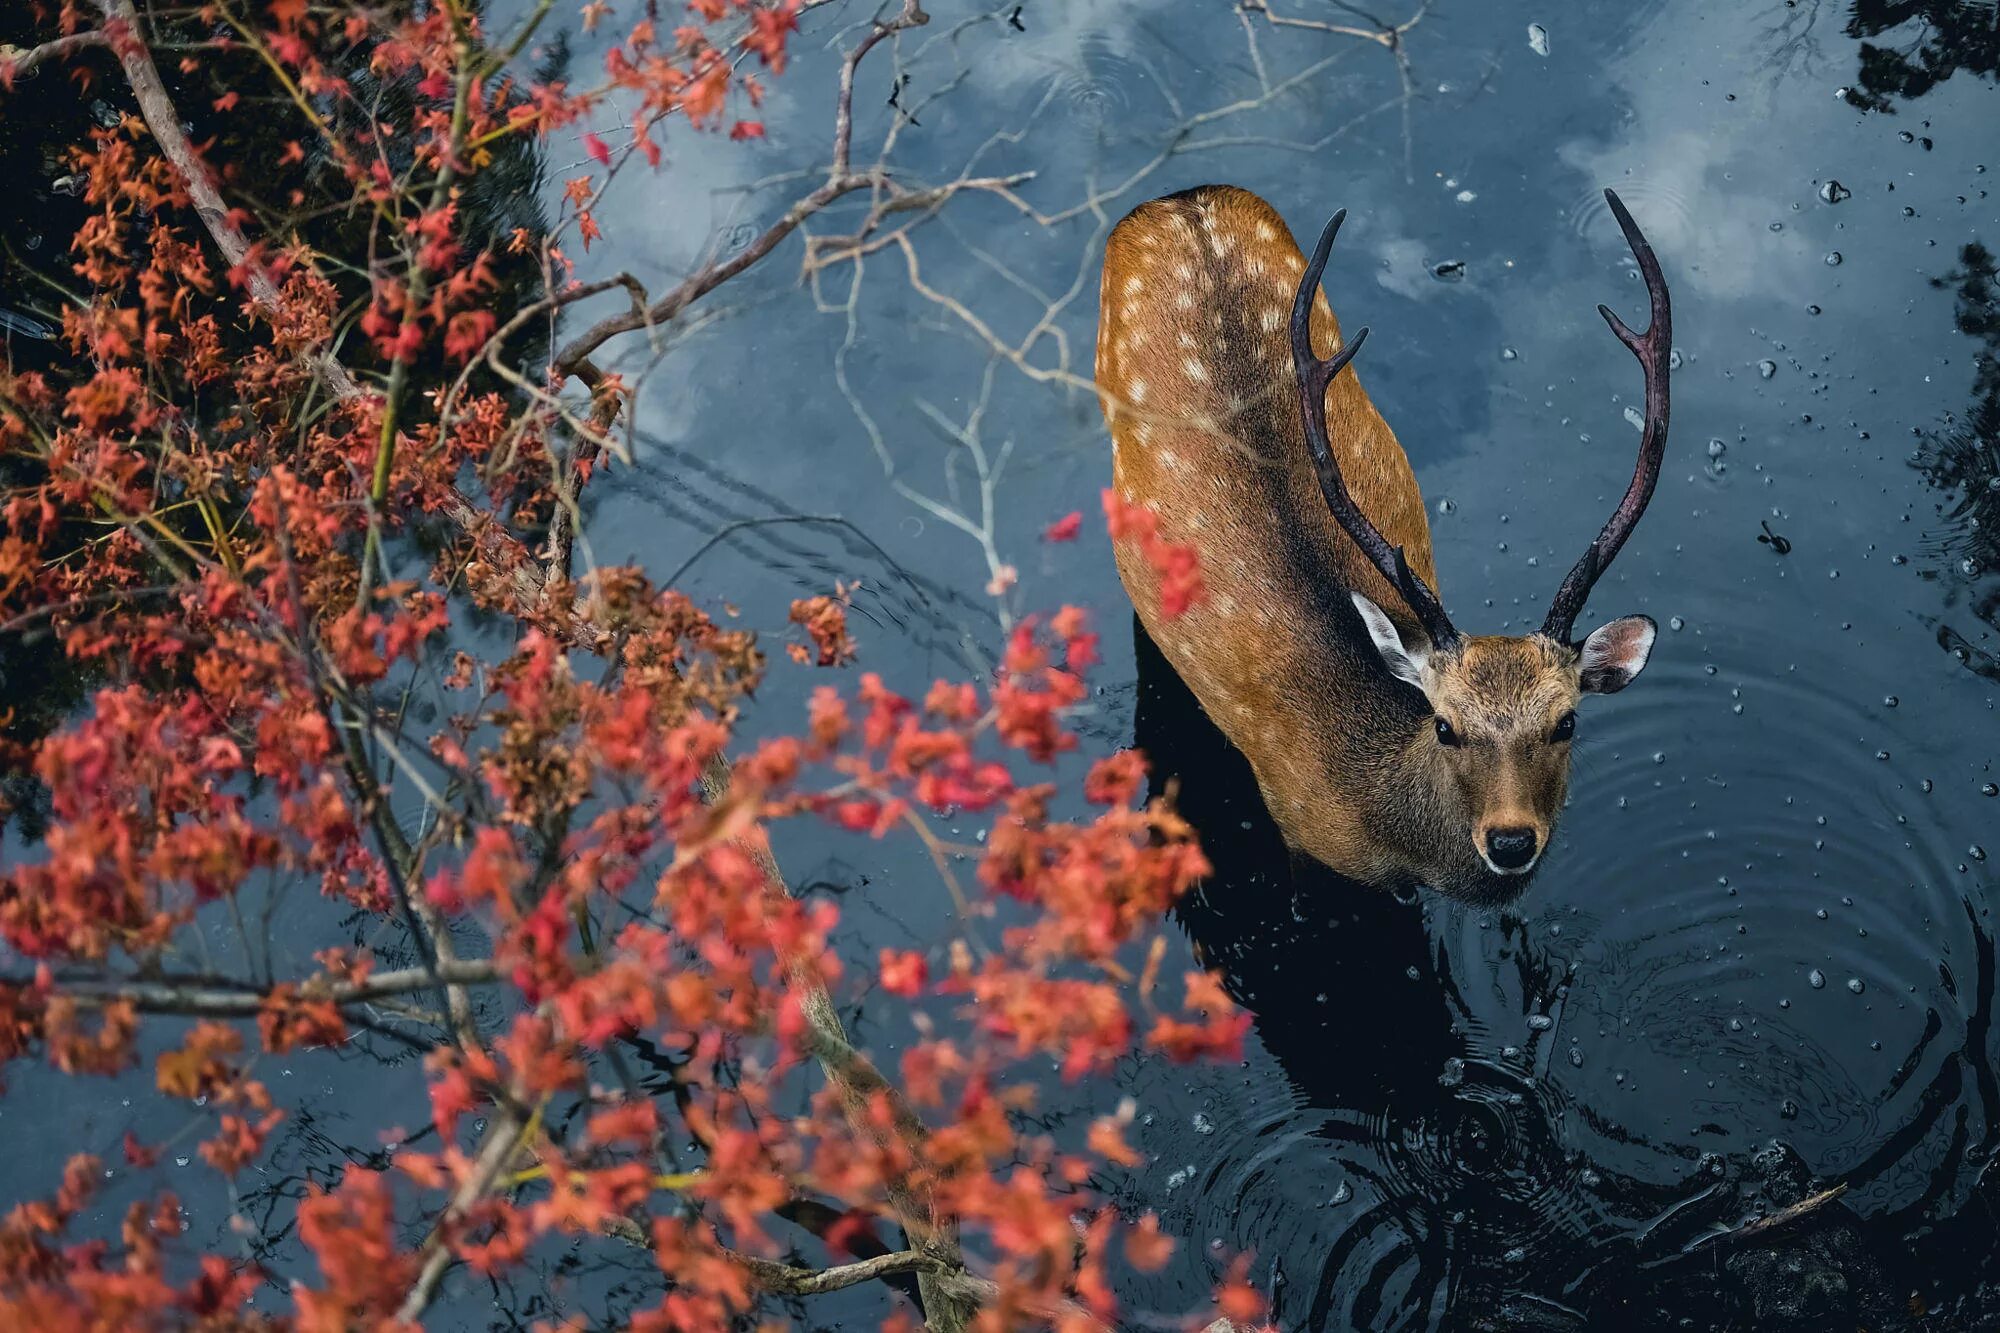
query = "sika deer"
(1097, 185, 1671, 903)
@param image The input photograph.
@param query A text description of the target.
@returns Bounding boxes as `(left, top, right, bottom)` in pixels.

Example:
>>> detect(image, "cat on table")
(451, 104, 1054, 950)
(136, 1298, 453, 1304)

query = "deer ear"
(1352, 593, 1430, 692)
(1578, 615, 1656, 694)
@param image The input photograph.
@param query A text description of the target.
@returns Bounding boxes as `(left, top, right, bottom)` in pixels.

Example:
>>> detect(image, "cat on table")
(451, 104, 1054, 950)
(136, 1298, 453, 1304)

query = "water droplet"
(1330, 1180, 1353, 1204)
(1980, 783, 1997, 797)
(1972, 845, 1989, 862)
(1728, 1017, 1744, 1032)
(1779, 1099, 1800, 1120)
(1847, 978, 1865, 994)
(1436, 497, 1456, 514)
(1438, 1057, 1466, 1088)
(1884, 695, 1899, 707)
(1527, 1014, 1554, 1031)
(1758, 359, 1778, 379)
(1165, 1165, 1194, 1190)
(1432, 259, 1467, 282)
(1503, 1246, 1528, 1264)
(1455, 189, 1477, 204)
(1818, 180, 1851, 204)
(1568, 1046, 1585, 1067)
(1500, 346, 1518, 361)
(1808, 968, 1826, 989)
(175, 1156, 190, 1168)
(1669, 615, 1686, 630)
(1527, 23, 1551, 57)
(1707, 438, 1728, 459)
(1192, 1112, 1215, 1135)
(1824, 251, 1843, 266)
(1624, 406, 1645, 431)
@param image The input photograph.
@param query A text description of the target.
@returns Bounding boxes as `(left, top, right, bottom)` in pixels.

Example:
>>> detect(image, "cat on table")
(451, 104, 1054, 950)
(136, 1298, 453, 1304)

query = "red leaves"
(877, 948, 928, 997)
(442, 307, 497, 361)
(1043, 509, 1084, 542)
(787, 593, 856, 666)
(1103, 488, 1206, 617)
(295, 1170, 420, 1329)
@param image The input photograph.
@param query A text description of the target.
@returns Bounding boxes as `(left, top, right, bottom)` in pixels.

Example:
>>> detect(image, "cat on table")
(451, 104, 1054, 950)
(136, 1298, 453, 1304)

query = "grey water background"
(5, 0, 1999, 1327)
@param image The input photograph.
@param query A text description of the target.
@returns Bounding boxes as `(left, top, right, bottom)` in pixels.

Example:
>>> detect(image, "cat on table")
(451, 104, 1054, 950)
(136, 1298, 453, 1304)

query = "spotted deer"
(1097, 185, 1671, 903)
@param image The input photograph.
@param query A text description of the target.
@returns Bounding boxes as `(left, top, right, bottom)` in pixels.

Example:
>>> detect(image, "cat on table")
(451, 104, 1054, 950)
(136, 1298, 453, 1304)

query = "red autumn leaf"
(1043, 510, 1083, 542)
(878, 948, 928, 997)
(583, 131, 611, 165)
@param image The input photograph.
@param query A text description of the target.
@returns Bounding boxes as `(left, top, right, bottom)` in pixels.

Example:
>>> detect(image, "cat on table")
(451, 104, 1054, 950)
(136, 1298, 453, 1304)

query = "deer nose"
(1485, 826, 1539, 871)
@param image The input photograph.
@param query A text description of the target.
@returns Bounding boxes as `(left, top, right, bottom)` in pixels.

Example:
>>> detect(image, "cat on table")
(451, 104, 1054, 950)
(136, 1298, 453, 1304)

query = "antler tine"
(1292, 209, 1461, 651)
(1542, 188, 1674, 645)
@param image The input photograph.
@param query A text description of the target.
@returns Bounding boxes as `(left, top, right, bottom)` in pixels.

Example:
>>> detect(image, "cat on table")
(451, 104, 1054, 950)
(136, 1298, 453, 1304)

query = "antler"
(1541, 189, 1673, 644)
(1292, 209, 1461, 652)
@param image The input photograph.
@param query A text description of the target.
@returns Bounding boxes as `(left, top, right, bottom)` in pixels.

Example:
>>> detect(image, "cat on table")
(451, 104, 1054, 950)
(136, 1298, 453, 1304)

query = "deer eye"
(1434, 716, 1461, 747)
(1550, 711, 1577, 742)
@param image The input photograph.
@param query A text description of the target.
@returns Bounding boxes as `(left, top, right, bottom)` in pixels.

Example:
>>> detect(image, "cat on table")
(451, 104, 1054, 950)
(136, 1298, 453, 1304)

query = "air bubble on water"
(1330, 1180, 1353, 1205)
(1192, 1112, 1215, 1135)
(1973, 846, 1989, 862)
(1165, 1165, 1194, 1190)
(1504, 1246, 1528, 1264)
(1527, 23, 1551, 56)
(1729, 1017, 1744, 1032)
(1669, 615, 1686, 630)
(1500, 346, 1518, 361)
(1808, 968, 1826, 989)
(1780, 1099, 1800, 1120)
(1816, 908, 1829, 919)
(1624, 406, 1645, 431)
(175, 1156, 190, 1168)
(1758, 359, 1778, 379)
(1848, 978, 1865, 994)
(1825, 251, 1843, 266)
(1981, 783, 1998, 797)
(1670, 346, 1685, 369)
(1707, 439, 1727, 459)
(1818, 180, 1851, 204)
(1432, 259, 1467, 282)
(1568, 1047, 1585, 1067)
(1652, 751, 1666, 765)
(1884, 695, 1899, 707)
(1528, 1013, 1554, 1031)
(1437, 497, 1456, 514)
(1438, 1058, 1466, 1088)
(1456, 189, 1477, 203)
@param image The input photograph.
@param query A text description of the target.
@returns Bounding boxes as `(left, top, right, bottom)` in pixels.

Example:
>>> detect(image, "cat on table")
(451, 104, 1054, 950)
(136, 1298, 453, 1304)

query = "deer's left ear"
(1578, 615, 1656, 694)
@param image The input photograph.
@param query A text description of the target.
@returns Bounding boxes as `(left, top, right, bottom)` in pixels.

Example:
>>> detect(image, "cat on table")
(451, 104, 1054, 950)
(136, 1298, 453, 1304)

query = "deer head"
(1295, 192, 1671, 888)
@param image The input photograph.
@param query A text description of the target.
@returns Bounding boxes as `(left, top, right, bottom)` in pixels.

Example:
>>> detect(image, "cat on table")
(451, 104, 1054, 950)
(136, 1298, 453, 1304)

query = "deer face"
(1354, 595, 1655, 898)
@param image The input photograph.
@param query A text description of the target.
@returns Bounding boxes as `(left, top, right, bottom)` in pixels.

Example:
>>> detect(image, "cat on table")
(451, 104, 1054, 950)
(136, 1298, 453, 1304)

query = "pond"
(7, 0, 1999, 1328)
(556, 1, 1999, 1324)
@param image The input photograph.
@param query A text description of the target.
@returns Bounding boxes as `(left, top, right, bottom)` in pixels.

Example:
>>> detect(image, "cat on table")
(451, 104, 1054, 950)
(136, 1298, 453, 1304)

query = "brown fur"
(1098, 186, 1592, 902)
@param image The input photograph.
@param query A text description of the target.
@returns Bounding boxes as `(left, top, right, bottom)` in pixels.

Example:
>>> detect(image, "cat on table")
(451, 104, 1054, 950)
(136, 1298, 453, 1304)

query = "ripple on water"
(1495, 646, 1987, 1211)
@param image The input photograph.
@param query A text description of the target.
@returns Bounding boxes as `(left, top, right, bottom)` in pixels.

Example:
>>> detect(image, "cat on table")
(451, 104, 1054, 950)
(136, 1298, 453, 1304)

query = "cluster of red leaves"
(0, 1, 1267, 1327)
(1102, 488, 1205, 618)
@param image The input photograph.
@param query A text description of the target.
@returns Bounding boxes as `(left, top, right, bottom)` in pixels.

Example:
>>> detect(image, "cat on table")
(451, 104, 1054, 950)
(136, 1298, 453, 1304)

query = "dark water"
(9, 0, 2000, 1327)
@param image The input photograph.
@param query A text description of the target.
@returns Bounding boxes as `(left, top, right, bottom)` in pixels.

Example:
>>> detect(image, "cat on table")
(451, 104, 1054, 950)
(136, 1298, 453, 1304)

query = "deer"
(1096, 185, 1671, 904)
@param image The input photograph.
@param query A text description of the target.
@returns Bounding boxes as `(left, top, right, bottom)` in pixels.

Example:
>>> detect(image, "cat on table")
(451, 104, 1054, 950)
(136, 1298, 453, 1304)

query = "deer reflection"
(1131, 618, 1922, 1330)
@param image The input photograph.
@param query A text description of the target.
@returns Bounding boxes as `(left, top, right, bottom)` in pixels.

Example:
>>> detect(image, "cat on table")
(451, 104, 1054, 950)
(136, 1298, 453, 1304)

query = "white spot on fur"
(1128, 379, 1148, 404)
(1183, 358, 1210, 384)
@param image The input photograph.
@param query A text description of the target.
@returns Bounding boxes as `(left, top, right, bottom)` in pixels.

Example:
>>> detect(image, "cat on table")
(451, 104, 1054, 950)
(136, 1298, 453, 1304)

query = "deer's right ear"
(1352, 593, 1430, 693)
